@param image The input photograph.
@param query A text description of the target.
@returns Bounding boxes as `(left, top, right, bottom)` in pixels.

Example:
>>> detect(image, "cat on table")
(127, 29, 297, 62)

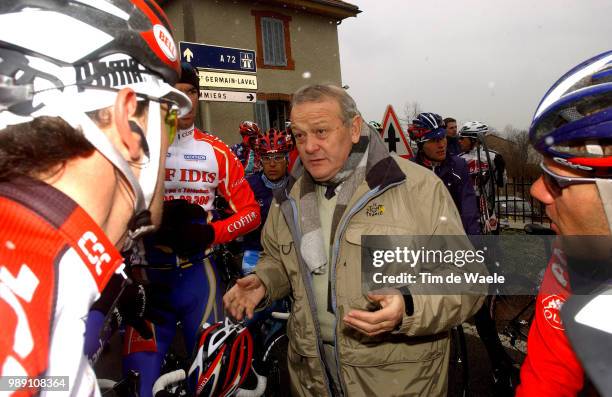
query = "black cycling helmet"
(180, 62, 201, 96)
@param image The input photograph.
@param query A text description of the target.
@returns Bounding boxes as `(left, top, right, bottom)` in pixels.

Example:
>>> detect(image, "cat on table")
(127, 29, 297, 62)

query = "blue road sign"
(179, 41, 256, 73)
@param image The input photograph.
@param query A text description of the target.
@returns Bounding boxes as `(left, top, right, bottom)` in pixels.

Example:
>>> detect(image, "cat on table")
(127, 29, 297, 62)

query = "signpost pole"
(203, 102, 211, 131)
(181, 2, 204, 129)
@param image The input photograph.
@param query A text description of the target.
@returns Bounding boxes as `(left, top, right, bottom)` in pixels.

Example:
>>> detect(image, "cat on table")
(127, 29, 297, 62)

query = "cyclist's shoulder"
(195, 129, 231, 148)
(449, 154, 469, 169)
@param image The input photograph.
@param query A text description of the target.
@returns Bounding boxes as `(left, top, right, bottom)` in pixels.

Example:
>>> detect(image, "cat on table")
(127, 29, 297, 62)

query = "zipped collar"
(176, 124, 195, 141)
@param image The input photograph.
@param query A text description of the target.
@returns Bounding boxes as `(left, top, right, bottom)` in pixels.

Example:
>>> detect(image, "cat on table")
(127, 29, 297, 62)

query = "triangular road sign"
(381, 105, 413, 159)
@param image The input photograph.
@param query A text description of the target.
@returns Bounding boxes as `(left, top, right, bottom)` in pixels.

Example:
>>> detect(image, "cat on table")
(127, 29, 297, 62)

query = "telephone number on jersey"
(164, 195, 211, 206)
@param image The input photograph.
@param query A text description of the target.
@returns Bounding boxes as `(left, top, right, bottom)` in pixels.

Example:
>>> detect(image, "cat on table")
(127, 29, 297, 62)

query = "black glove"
(156, 199, 215, 257)
(161, 199, 207, 229)
(92, 274, 171, 339)
(168, 222, 215, 257)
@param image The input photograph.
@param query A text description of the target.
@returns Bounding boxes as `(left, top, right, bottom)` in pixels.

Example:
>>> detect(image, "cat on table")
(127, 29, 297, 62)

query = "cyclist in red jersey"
(517, 244, 586, 396)
(0, 1, 191, 396)
(517, 50, 612, 396)
(122, 62, 261, 397)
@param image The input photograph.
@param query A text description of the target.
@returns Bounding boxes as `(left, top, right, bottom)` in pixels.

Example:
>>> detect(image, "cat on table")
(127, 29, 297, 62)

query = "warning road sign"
(381, 105, 413, 159)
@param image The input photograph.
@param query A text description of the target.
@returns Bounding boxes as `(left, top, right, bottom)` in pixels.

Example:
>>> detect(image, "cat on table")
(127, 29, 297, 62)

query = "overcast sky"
(337, 0, 612, 134)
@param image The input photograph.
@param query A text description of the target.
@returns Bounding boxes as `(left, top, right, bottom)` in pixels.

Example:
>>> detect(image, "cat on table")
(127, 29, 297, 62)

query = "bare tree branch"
(402, 101, 423, 123)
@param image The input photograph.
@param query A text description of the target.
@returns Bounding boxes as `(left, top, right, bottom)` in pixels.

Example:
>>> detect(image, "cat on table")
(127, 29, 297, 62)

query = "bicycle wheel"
(261, 333, 290, 397)
(490, 292, 535, 356)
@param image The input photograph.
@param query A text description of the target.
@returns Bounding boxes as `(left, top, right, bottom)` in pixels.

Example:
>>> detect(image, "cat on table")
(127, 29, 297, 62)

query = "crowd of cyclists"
(1, 1, 612, 397)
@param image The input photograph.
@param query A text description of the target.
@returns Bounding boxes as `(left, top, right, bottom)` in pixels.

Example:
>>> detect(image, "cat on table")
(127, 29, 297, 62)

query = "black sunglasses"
(539, 162, 597, 194)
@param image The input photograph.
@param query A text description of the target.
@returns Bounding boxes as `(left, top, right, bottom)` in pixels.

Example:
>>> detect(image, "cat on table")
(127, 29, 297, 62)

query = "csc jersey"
(459, 148, 505, 195)
(165, 126, 260, 244)
(0, 179, 125, 397)
(517, 246, 584, 396)
(459, 148, 506, 233)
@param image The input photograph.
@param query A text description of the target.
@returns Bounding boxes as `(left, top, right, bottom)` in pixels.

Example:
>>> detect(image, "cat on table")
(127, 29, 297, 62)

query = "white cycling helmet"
(459, 121, 489, 139)
(0, 0, 192, 244)
(368, 120, 382, 131)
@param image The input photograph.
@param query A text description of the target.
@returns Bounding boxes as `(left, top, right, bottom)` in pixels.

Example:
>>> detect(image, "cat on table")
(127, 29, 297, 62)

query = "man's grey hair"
(291, 84, 361, 125)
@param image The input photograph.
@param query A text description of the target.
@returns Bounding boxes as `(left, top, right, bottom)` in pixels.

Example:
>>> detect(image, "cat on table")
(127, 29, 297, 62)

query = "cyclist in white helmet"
(0, 1, 190, 395)
(458, 121, 507, 234)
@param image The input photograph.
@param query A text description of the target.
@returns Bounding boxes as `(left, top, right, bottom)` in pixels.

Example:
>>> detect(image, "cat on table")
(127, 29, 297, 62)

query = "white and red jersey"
(517, 245, 585, 396)
(458, 147, 504, 195)
(164, 126, 260, 244)
(0, 179, 125, 396)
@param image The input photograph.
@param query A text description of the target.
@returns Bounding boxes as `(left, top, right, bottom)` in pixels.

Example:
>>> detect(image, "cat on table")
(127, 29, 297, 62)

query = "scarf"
(262, 173, 288, 190)
(293, 123, 389, 274)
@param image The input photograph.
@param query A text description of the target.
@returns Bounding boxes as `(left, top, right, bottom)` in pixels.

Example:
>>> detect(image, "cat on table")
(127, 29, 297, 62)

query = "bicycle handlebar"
(270, 311, 289, 320)
(235, 369, 267, 397)
(152, 369, 186, 397)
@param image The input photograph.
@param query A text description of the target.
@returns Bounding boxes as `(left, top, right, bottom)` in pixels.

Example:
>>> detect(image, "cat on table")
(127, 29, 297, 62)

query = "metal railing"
(496, 177, 551, 228)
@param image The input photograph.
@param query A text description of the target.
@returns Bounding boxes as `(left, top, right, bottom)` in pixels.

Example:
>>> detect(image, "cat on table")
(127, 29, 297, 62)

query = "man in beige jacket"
(224, 84, 485, 396)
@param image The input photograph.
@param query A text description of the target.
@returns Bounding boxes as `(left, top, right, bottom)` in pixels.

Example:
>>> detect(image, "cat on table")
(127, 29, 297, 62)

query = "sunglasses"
(539, 162, 597, 195)
(261, 154, 287, 163)
(162, 103, 178, 144)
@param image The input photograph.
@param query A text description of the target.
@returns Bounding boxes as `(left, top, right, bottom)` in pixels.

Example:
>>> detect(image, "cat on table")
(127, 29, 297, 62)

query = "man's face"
(175, 83, 198, 130)
(459, 137, 474, 152)
(290, 98, 361, 182)
(530, 158, 610, 236)
(261, 153, 287, 181)
(446, 122, 457, 137)
(422, 137, 447, 162)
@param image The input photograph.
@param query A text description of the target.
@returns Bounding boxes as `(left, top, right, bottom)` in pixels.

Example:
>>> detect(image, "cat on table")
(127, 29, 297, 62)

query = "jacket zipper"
(329, 180, 406, 396)
(286, 196, 335, 397)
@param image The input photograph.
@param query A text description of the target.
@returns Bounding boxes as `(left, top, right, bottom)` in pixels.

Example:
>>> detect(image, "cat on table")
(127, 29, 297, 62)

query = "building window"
(254, 100, 270, 131)
(261, 17, 286, 66)
(267, 100, 290, 130)
(254, 98, 291, 132)
(251, 10, 295, 70)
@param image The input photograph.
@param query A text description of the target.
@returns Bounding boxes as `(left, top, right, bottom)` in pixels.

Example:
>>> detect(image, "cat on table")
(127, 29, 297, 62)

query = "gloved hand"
(156, 199, 215, 257)
(91, 273, 171, 339)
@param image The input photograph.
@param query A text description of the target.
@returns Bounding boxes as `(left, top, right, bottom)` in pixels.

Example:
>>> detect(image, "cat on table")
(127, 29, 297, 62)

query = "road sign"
(381, 105, 414, 159)
(198, 70, 257, 90)
(200, 90, 257, 103)
(179, 41, 256, 73)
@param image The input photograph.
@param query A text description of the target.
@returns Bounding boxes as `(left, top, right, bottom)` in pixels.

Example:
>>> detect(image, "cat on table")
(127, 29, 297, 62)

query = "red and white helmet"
(239, 121, 261, 137)
(0, 0, 191, 242)
(187, 318, 254, 397)
(258, 128, 290, 154)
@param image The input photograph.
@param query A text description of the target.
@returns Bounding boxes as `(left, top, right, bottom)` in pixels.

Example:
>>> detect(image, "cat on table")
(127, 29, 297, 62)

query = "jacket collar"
(277, 127, 406, 205)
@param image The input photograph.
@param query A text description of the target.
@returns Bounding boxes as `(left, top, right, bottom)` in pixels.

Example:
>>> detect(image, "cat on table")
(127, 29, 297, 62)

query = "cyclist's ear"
(112, 88, 144, 162)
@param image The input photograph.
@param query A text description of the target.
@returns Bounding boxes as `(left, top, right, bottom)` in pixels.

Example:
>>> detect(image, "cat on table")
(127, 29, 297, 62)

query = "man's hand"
(343, 291, 405, 337)
(223, 274, 266, 320)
